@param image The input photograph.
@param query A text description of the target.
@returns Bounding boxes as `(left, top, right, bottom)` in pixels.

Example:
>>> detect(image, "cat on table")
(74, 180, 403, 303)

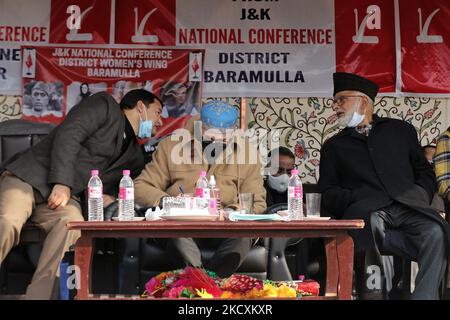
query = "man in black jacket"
(319, 72, 448, 299)
(0, 89, 162, 299)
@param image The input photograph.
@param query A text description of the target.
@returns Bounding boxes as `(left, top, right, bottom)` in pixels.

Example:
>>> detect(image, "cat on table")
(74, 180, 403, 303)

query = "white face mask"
(338, 98, 365, 128)
(267, 174, 289, 193)
(338, 111, 352, 127)
(347, 111, 365, 128)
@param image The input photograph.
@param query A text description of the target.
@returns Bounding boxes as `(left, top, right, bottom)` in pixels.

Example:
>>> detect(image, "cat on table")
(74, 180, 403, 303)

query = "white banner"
(176, 0, 336, 97)
(0, 0, 50, 95)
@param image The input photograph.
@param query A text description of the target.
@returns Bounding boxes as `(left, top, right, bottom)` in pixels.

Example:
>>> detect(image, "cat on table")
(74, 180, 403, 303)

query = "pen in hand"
(179, 185, 185, 196)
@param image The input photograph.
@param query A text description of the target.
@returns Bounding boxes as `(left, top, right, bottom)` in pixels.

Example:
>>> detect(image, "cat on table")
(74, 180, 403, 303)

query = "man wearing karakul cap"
(318, 72, 449, 299)
(134, 100, 266, 277)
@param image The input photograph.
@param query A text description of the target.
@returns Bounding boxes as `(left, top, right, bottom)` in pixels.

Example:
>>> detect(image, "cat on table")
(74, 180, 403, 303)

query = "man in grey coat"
(0, 89, 162, 299)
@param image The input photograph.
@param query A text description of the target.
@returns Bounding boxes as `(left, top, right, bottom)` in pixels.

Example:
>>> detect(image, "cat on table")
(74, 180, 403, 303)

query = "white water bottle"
(195, 170, 210, 199)
(208, 175, 221, 214)
(118, 170, 134, 221)
(287, 169, 303, 220)
(88, 170, 104, 221)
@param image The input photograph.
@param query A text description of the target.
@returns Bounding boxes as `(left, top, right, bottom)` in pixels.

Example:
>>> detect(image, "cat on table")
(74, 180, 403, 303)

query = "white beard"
(337, 99, 363, 128)
(338, 112, 352, 127)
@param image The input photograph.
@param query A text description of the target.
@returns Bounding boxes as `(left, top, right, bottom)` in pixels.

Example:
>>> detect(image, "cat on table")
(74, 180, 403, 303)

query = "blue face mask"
(138, 107, 153, 138)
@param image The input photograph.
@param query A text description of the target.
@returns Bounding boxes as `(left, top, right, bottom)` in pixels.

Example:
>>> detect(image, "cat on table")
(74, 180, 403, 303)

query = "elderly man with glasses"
(318, 72, 449, 300)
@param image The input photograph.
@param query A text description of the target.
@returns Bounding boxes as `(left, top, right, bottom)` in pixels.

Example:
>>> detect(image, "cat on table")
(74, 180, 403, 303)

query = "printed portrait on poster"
(22, 80, 64, 120)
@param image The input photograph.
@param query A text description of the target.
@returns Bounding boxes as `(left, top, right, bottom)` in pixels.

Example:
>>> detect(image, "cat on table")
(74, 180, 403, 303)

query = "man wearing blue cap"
(134, 100, 266, 277)
(319, 72, 449, 299)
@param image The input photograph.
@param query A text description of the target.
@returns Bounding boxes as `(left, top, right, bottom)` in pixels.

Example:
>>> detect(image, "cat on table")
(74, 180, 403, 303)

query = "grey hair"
(360, 92, 374, 107)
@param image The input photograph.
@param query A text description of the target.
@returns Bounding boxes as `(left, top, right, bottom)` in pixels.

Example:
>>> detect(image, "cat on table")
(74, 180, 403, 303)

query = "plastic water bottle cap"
(123, 170, 130, 176)
(91, 170, 99, 176)
(200, 170, 207, 177)
(291, 169, 299, 175)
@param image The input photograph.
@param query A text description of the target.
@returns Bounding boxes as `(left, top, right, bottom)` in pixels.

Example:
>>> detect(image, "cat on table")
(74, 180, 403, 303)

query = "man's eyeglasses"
(332, 95, 365, 106)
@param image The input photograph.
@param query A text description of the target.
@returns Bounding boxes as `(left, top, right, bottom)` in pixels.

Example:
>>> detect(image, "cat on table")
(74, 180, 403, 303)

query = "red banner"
(2, 0, 449, 96)
(49, 0, 112, 44)
(21, 46, 204, 137)
(335, 0, 396, 93)
(400, 0, 450, 94)
(115, 0, 176, 46)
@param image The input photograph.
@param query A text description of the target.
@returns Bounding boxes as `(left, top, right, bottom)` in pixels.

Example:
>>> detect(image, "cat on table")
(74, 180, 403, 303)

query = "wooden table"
(67, 219, 364, 300)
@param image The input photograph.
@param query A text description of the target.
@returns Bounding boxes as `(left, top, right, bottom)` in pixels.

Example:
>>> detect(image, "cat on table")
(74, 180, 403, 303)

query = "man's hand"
(47, 184, 71, 210)
(103, 194, 116, 208)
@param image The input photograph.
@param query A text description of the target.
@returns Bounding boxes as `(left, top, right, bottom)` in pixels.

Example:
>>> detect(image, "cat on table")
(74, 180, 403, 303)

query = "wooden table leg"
(336, 233, 354, 300)
(324, 238, 339, 297)
(74, 232, 93, 300)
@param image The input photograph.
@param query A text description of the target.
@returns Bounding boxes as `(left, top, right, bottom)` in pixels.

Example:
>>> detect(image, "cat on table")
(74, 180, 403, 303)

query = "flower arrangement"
(143, 267, 222, 298)
(142, 266, 319, 299)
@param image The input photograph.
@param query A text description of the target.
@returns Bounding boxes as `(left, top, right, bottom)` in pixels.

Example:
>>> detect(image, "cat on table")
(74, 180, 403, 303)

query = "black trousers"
(370, 202, 447, 300)
(163, 238, 252, 278)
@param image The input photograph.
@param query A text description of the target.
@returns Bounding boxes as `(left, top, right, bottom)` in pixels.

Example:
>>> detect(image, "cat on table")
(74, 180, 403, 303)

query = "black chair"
(265, 203, 291, 281)
(354, 241, 414, 300)
(265, 207, 327, 288)
(265, 183, 327, 292)
(357, 230, 447, 300)
(0, 120, 122, 297)
(0, 119, 54, 295)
